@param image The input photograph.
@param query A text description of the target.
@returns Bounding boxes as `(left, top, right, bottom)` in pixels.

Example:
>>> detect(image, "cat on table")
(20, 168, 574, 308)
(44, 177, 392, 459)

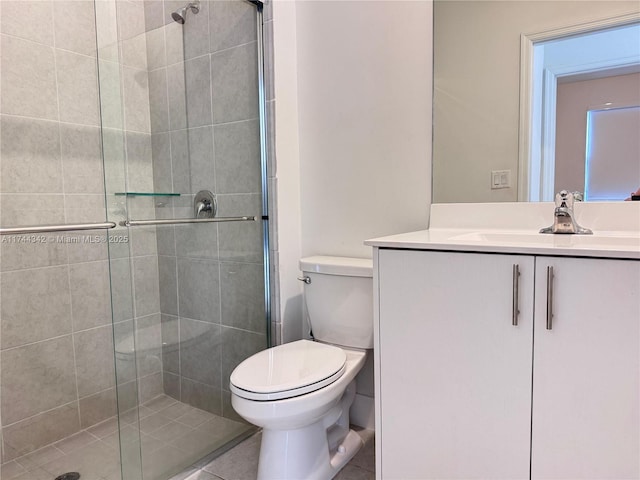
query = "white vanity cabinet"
(375, 248, 640, 479)
(531, 255, 639, 479)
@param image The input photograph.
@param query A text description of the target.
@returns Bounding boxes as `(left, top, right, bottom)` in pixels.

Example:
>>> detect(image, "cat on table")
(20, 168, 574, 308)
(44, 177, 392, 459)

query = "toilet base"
(257, 425, 363, 480)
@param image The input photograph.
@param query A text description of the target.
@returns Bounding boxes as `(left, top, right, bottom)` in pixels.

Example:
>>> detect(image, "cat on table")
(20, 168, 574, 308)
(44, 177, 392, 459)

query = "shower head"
(171, 1, 200, 24)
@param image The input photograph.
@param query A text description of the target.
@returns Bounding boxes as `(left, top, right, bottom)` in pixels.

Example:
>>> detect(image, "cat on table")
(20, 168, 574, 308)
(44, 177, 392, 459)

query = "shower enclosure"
(0, 0, 270, 478)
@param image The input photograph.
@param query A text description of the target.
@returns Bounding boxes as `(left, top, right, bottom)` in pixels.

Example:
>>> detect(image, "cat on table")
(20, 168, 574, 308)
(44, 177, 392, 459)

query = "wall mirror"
(432, 0, 640, 203)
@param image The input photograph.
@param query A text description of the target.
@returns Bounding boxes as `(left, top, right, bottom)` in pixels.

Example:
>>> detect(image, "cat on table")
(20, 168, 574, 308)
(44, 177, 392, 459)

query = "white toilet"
(230, 256, 373, 480)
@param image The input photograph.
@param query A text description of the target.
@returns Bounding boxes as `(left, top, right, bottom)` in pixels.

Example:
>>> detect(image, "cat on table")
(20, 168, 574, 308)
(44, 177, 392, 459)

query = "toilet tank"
(299, 256, 373, 349)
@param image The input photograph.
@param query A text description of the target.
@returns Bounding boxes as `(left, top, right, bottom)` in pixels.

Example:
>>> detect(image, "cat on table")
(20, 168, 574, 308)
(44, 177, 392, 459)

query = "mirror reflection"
(432, 0, 640, 203)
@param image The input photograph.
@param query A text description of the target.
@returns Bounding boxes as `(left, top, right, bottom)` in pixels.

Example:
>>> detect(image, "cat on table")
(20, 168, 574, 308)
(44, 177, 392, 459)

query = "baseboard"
(350, 393, 375, 430)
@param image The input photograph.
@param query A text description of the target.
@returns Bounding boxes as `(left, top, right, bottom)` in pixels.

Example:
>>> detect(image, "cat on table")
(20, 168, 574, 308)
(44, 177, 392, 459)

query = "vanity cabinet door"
(377, 249, 534, 479)
(531, 257, 640, 479)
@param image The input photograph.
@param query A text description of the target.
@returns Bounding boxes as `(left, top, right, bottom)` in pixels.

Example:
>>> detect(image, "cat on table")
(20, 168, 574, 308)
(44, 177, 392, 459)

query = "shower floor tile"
(0, 396, 252, 480)
(2, 397, 374, 480)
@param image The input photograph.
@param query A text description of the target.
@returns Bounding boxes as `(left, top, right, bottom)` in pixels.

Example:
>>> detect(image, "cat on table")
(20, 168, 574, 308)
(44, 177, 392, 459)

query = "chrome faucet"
(540, 190, 592, 234)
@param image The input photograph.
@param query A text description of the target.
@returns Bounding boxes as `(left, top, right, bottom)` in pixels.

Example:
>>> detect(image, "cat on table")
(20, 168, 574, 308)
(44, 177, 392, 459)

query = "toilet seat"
(230, 340, 347, 401)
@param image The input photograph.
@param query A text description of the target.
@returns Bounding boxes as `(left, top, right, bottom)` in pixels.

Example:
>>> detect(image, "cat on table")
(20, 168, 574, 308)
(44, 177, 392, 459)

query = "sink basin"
(451, 231, 640, 249)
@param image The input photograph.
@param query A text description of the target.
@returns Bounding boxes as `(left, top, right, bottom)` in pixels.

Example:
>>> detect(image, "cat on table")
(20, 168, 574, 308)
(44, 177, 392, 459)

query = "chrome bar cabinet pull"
(546, 265, 554, 330)
(512, 264, 520, 326)
(0, 222, 116, 235)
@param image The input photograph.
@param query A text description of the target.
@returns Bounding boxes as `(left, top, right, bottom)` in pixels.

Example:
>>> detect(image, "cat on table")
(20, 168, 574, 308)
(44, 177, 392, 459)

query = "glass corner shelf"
(114, 192, 182, 197)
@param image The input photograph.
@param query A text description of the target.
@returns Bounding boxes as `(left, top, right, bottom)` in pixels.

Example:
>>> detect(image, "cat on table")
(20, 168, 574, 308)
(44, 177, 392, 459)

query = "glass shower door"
(96, 0, 269, 478)
(0, 0, 122, 478)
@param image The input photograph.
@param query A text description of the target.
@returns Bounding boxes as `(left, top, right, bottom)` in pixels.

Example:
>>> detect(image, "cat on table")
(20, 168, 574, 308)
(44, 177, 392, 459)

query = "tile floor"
(1, 394, 374, 480)
(179, 427, 376, 480)
(0, 395, 252, 480)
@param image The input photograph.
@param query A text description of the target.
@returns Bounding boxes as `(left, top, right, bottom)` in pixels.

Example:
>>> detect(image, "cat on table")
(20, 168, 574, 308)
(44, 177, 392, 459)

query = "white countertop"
(365, 203, 640, 260)
(365, 228, 640, 259)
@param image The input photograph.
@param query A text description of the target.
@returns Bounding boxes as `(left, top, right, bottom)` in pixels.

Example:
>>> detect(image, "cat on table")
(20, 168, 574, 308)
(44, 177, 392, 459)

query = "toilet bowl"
(229, 256, 373, 480)
(231, 340, 367, 479)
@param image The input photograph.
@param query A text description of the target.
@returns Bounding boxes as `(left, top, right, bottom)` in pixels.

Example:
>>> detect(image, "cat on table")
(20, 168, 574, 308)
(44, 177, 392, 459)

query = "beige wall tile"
(158, 259, 178, 316)
(66, 231, 110, 265)
(139, 372, 163, 403)
(144, 0, 164, 31)
(185, 55, 213, 127)
(116, 379, 139, 412)
(64, 194, 106, 224)
(211, 42, 258, 124)
(0, 116, 62, 194)
(95, 0, 119, 63)
(56, 50, 100, 126)
(2, 403, 80, 462)
(130, 226, 158, 257)
(216, 194, 262, 263)
(135, 313, 163, 377)
(213, 120, 261, 194)
(0, 1, 54, 46)
(0, 235, 67, 273)
(74, 325, 116, 397)
(180, 378, 222, 416)
(146, 27, 166, 71)
(79, 388, 117, 428)
(125, 131, 154, 192)
(220, 262, 265, 333)
(181, 0, 209, 60)
(110, 259, 135, 323)
(177, 258, 220, 323)
(123, 66, 151, 133)
(209, 0, 256, 54)
(97, 60, 125, 130)
(163, 372, 180, 400)
(1, 335, 78, 425)
(69, 260, 112, 331)
(60, 124, 104, 194)
(164, 22, 184, 66)
(133, 256, 161, 317)
(53, 0, 97, 56)
(122, 33, 149, 70)
(179, 319, 221, 386)
(166, 62, 187, 130)
(220, 327, 265, 393)
(0, 194, 65, 227)
(0, 35, 58, 120)
(148, 68, 169, 133)
(1, 266, 72, 349)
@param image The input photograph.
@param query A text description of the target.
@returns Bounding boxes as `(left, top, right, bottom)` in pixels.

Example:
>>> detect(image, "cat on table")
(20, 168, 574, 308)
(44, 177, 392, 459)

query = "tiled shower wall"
(0, 0, 170, 461)
(142, 0, 268, 419)
(101, 0, 165, 409)
(0, 0, 276, 462)
(0, 0, 118, 461)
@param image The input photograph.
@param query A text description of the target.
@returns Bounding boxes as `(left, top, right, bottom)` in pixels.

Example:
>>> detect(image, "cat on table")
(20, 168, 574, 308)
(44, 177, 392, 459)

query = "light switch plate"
(491, 170, 511, 189)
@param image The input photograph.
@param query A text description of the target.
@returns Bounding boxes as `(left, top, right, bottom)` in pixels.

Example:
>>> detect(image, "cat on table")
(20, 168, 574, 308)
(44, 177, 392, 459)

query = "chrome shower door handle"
(546, 266, 554, 330)
(512, 264, 520, 326)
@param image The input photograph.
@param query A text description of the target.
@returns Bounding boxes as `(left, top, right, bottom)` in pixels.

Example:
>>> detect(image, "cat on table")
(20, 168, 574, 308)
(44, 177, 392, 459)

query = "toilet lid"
(230, 340, 347, 401)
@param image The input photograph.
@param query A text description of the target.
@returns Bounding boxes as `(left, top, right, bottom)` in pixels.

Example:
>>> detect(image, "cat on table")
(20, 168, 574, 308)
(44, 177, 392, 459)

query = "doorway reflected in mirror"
(527, 22, 640, 201)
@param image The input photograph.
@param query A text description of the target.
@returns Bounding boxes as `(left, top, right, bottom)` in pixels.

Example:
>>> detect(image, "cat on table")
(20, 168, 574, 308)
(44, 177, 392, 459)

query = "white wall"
(272, 0, 433, 427)
(272, 0, 304, 343)
(295, 0, 432, 259)
(273, 0, 433, 342)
